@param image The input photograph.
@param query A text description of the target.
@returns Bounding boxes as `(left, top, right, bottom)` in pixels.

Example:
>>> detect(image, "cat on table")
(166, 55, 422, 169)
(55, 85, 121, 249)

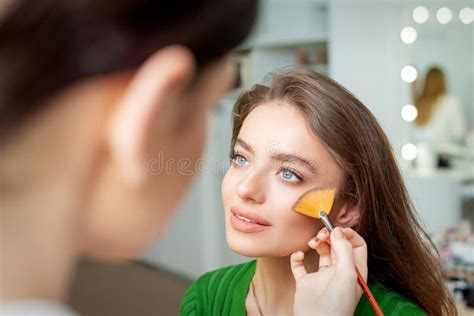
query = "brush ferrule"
(319, 211, 334, 232)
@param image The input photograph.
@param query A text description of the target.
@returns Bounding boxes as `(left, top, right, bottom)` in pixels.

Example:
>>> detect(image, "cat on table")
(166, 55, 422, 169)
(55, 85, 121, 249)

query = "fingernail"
(332, 227, 343, 238)
(311, 237, 319, 243)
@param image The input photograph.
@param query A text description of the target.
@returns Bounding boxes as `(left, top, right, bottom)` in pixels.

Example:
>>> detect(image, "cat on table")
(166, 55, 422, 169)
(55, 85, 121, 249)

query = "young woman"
(412, 67, 465, 148)
(180, 68, 456, 315)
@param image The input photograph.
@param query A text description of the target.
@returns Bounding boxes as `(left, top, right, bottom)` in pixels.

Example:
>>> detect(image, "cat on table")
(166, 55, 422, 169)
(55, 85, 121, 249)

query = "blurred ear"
(107, 45, 195, 186)
(81, 48, 235, 259)
(333, 201, 360, 228)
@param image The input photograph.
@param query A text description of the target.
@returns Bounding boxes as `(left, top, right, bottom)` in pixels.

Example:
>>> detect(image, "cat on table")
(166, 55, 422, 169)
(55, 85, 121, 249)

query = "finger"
(307, 228, 330, 249)
(308, 237, 318, 249)
(290, 251, 308, 281)
(317, 227, 329, 237)
(317, 245, 332, 270)
(316, 227, 330, 244)
(309, 238, 332, 270)
(308, 229, 329, 248)
(330, 227, 356, 275)
(315, 228, 336, 263)
(341, 227, 367, 249)
(342, 228, 368, 281)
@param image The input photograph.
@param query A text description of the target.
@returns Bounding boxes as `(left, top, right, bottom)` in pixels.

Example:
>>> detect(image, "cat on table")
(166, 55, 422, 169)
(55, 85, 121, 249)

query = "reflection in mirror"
(398, 3, 473, 171)
(397, 5, 473, 310)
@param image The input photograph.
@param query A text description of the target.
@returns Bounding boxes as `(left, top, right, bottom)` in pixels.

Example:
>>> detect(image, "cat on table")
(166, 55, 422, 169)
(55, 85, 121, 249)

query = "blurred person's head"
(415, 66, 446, 127)
(221, 68, 456, 315)
(0, 0, 257, 278)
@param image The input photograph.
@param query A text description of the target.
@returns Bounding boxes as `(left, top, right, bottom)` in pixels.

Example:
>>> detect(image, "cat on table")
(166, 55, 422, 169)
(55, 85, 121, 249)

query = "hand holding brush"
(291, 226, 371, 316)
(291, 188, 384, 316)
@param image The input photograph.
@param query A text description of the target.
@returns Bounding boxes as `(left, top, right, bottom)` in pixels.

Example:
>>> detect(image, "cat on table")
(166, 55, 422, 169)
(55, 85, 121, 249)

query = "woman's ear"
(333, 201, 361, 228)
(107, 45, 195, 186)
(81, 48, 234, 259)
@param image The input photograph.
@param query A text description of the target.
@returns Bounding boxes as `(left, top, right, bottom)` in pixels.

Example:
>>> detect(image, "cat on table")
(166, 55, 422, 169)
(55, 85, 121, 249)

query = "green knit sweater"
(180, 260, 425, 316)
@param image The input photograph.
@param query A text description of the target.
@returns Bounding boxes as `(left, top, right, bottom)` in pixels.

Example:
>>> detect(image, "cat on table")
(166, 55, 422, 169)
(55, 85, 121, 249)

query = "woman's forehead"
(238, 102, 327, 157)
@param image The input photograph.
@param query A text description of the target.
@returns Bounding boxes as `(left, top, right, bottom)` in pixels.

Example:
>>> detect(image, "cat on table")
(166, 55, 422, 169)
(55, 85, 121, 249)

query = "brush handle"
(355, 266, 384, 316)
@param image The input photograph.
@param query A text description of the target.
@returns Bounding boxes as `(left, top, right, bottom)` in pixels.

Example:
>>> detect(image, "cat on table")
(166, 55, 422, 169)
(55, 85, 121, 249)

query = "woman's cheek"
(221, 171, 234, 207)
(276, 216, 316, 255)
(287, 211, 320, 238)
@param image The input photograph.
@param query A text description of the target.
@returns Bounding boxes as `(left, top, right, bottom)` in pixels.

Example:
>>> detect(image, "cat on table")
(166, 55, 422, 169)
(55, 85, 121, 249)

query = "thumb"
(330, 228, 356, 275)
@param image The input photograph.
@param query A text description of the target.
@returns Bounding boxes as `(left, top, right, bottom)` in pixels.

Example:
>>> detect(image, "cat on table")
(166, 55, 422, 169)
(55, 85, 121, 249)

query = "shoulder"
(180, 261, 256, 316)
(439, 94, 461, 110)
(193, 260, 256, 292)
(355, 283, 426, 316)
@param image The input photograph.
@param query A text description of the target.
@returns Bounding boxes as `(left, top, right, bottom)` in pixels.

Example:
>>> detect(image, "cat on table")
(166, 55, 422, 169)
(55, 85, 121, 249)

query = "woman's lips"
(230, 207, 272, 233)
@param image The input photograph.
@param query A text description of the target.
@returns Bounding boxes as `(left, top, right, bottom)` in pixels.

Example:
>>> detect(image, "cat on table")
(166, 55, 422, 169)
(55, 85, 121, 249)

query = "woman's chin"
(228, 244, 263, 258)
(226, 236, 303, 258)
(226, 234, 267, 257)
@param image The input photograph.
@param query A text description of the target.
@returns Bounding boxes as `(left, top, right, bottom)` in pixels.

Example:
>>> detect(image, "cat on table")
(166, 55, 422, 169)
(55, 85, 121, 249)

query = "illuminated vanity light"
(401, 104, 418, 122)
(459, 8, 474, 24)
(413, 6, 429, 24)
(402, 143, 418, 161)
(400, 26, 417, 44)
(401, 66, 418, 83)
(437, 7, 453, 24)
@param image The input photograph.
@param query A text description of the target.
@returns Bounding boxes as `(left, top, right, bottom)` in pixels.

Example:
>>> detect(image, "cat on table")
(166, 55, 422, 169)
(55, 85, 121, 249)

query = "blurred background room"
(68, 0, 474, 314)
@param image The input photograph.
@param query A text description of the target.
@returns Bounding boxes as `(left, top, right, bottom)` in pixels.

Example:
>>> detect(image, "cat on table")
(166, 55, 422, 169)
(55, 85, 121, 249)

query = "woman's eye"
(232, 154, 249, 166)
(279, 169, 303, 183)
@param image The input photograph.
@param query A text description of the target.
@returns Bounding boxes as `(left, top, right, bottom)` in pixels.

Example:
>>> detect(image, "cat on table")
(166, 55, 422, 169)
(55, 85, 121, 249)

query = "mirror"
(398, 3, 473, 171)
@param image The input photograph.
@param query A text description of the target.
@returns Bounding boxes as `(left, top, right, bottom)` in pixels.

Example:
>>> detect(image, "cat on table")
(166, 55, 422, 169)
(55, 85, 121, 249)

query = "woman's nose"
(236, 170, 266, 204)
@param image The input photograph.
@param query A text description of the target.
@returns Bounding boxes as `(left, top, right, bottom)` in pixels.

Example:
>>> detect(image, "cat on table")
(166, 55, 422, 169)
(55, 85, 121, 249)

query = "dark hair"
(231, 68, 456, 315)
(415, 66, 446, 127)
(0, 0, 257, 139)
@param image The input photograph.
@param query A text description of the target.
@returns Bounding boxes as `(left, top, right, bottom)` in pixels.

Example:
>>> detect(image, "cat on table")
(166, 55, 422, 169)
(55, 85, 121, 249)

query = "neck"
(252, 251, 318, 315)
(1, 194, 80, 303)
(0, 78, 107, 303)
(0, 110, 84, 303)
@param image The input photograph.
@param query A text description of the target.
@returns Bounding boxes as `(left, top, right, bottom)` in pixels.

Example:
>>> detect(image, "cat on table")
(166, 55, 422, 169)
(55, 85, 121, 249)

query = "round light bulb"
(413, 6, 429, 24)
(401, 104, 418, 122)
(402, 143, 418, 161)
(459, 8, 474, 24)
(401, 66, 418, 83)
(437, 7, 453, 24)
(400, 26, 417, 44)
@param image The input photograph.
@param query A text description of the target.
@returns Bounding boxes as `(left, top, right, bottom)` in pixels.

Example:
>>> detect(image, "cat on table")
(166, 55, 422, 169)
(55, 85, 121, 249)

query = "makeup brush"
(293, 188, 384, 316)
(293, 188, 335, 218)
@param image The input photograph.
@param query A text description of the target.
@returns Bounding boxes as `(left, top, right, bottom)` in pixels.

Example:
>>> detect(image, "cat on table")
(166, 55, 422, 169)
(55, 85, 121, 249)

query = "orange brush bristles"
(293, 188, 336, 218)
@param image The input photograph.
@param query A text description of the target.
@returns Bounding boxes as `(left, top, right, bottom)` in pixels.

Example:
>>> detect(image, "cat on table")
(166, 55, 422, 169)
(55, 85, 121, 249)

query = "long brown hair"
(230, 68, 456, 315)
(415, 67, 447, 127)
(0, 0, 257, 140)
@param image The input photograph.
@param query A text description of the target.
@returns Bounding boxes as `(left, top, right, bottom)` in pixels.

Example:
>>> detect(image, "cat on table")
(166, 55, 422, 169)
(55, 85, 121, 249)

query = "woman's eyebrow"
(235, 138, 317, 174)
(271, 153, 317, 174)
(235, 138, 254, 154)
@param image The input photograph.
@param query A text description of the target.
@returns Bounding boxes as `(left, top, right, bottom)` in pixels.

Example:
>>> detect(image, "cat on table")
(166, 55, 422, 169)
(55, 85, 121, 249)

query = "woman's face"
(221, 102, 343, 257)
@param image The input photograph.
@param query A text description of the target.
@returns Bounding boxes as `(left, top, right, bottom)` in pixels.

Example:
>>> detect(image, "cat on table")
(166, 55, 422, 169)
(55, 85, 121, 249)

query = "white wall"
(329, 0, 402, 149)
(405, 172, 462, 232)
